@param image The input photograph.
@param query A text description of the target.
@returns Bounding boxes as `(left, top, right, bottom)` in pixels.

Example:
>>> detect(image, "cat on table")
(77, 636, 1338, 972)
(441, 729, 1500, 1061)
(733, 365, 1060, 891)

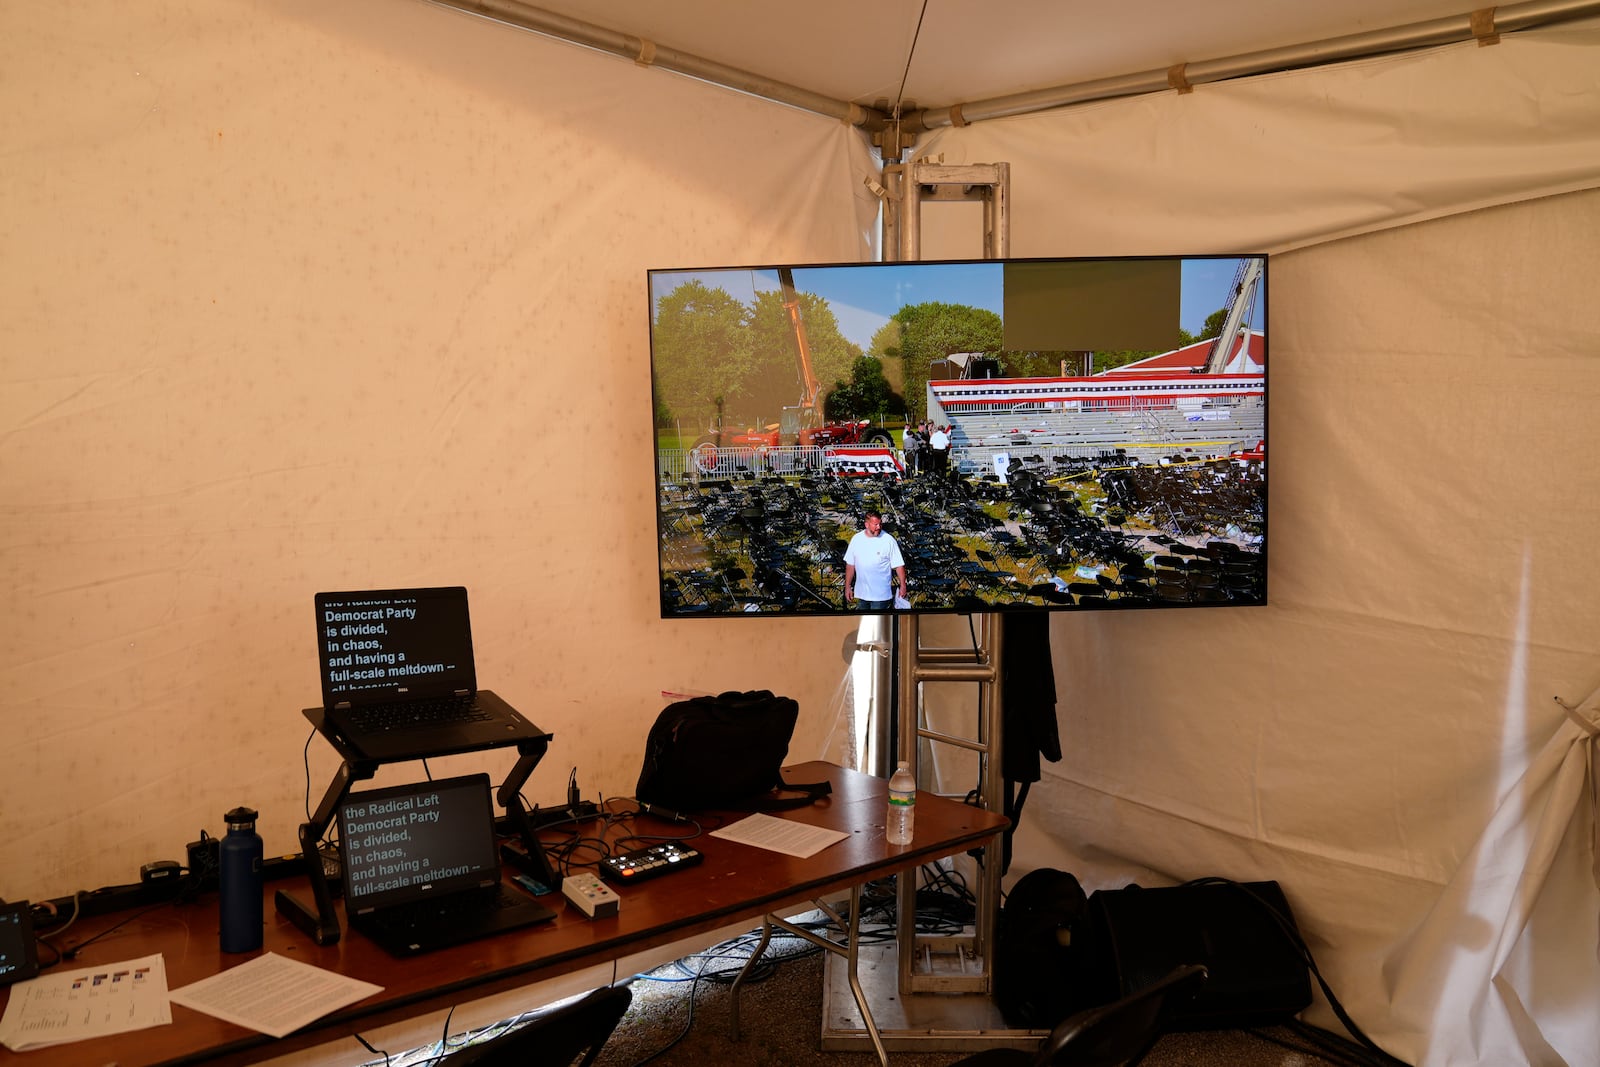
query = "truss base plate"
(821, 940, 1044, 1053)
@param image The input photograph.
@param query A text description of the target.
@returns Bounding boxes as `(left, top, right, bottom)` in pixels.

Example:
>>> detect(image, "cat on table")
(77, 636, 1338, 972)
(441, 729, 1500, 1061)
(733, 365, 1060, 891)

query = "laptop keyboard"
(345, 695, 491, 732)
(365, 884, 528, 935)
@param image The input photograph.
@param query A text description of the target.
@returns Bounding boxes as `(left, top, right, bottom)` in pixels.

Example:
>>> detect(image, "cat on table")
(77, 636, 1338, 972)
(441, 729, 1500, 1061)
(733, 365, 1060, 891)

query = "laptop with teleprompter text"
(314, 586, 546, 761)
(337, 773, 554, 957)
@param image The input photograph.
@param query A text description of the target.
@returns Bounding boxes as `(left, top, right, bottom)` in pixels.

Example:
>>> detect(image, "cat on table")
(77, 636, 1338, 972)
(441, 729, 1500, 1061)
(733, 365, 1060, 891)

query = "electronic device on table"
(562, 873, 620, 919)
(337, 773, 554, 957)
(600, 842, 704, 885)
(313, 586, 546, 761)
(0, 901, 40, 985)
(647, 255, 1267, 618)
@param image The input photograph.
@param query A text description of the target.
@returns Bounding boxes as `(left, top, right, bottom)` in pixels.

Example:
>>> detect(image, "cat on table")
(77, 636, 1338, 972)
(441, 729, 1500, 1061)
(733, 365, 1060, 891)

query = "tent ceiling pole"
(424, 0, 885, 129)
(425, 0, 1600, 156)
(913, 0, 1600, 132)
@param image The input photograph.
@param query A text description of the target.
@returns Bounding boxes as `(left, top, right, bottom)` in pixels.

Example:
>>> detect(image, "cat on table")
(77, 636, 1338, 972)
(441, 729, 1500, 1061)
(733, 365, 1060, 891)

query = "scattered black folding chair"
(436, 984, 632, 1067)
(947, 964, 1207, 1067)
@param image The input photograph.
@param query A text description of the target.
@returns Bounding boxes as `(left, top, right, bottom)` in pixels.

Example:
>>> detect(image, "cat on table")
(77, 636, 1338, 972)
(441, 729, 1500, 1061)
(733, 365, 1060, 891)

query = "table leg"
(734, 888, 888, 1066)
(729, 914, 773, 1040)
(839, 884, 889, 1066)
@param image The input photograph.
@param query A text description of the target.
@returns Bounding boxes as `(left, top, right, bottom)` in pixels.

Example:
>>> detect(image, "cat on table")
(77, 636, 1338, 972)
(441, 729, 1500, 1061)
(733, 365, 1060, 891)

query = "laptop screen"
(338, 773, 502, 914)
(315, 586, 478, 707)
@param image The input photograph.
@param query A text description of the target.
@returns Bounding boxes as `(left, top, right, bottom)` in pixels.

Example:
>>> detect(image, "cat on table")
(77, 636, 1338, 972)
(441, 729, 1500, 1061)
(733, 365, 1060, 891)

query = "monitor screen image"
(649, 255, 1266, 618)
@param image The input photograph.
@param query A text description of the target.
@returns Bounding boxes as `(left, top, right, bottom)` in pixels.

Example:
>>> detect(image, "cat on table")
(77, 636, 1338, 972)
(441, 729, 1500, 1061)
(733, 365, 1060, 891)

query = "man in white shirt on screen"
(843, 510, 907, 612)
(928, 424, 951, 477)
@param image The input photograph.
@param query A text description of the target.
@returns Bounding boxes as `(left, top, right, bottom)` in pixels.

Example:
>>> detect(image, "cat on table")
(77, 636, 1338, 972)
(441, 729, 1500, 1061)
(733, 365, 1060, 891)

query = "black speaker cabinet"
(1086, 880, 1311, 1029)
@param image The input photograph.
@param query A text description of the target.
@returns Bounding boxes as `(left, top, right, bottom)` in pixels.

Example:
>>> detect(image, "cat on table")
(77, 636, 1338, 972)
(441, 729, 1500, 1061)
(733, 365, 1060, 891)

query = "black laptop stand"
(275, 707, 560, 946)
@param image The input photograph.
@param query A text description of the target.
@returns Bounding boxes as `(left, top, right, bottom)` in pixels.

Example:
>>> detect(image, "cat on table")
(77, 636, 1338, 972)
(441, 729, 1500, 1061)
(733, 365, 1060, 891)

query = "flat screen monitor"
(649, 255, 1266, 618)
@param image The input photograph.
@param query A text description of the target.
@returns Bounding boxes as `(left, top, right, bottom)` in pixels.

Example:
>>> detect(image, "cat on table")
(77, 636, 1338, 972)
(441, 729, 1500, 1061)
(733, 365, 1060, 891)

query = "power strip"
(562, 873, 620, 919)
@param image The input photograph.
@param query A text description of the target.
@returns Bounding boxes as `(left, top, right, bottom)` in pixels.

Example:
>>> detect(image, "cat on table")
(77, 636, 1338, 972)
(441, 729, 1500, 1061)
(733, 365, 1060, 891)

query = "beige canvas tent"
(4, 2, 1599, 1063)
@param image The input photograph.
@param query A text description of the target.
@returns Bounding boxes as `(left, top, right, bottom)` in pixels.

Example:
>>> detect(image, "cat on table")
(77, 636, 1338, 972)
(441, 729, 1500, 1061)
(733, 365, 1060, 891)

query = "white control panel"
(562, 872, 621, 919)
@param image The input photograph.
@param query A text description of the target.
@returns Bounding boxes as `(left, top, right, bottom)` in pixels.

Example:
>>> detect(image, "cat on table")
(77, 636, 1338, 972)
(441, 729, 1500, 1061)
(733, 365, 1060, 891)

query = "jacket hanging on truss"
(1000, 612, 1062, 873)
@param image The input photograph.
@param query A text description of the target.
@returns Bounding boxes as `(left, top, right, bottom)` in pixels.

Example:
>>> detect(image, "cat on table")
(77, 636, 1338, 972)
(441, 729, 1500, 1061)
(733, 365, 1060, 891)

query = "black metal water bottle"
(218, 806, 264, 952)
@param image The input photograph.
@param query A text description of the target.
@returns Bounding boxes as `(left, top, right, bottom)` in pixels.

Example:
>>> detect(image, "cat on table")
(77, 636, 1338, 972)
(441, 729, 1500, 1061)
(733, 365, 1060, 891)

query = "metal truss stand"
(883, 159, 1009, 261)
(823, 160, 1045, 1054)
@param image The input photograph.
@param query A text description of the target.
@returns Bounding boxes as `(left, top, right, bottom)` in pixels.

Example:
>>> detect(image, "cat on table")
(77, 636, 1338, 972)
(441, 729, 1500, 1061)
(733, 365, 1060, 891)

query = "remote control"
(600, 842, 705, 885)
(562, 872, 621, 919)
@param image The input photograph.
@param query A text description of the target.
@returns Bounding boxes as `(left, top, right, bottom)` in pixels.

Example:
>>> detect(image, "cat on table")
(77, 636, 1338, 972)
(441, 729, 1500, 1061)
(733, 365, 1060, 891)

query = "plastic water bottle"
(218, 806, 264, 953)
(886, 761, 916, 845)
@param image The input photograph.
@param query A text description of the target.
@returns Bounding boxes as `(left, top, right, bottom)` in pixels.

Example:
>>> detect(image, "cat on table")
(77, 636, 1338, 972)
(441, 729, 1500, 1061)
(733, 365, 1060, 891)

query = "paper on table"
(0, 952, 171, 1052)
(169, 951, 382, 1038)
(711, 813, 848, 858)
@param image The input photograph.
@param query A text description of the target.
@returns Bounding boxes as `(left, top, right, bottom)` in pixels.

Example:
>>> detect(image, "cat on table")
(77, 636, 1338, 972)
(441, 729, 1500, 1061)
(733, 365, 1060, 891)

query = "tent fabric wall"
(993, 189, 1600, 1065)
(5, 4, 1600, 1066)
(908, 23, 1600, 1063)
(0, 0, 876, 899)
(1385, 685, 1600, 1065)
(926, 186, 1600, 1065)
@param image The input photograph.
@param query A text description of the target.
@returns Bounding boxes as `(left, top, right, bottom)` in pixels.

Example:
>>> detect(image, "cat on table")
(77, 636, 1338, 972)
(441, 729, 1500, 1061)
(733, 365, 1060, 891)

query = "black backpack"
(635, 690, 831, 813)
(993, 868, 1098, 1028)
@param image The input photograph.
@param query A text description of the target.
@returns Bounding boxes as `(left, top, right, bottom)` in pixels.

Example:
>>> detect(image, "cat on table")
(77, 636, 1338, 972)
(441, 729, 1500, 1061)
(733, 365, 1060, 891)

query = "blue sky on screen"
(649, 257, 1264, 352)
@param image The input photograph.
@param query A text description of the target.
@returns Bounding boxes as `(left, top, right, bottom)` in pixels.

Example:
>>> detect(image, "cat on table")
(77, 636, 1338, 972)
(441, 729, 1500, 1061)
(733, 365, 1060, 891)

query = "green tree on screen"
(746, 288, 861, 417)
(825, 355, 904, 420)
(651, 281, 754, 431)
(867, 318, 901, 360)
(894, 302, 1003, 421)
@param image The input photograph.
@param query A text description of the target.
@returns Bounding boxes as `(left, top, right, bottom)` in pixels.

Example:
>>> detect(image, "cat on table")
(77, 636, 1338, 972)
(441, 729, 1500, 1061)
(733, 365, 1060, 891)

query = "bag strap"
(750, 778, 833, 811)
